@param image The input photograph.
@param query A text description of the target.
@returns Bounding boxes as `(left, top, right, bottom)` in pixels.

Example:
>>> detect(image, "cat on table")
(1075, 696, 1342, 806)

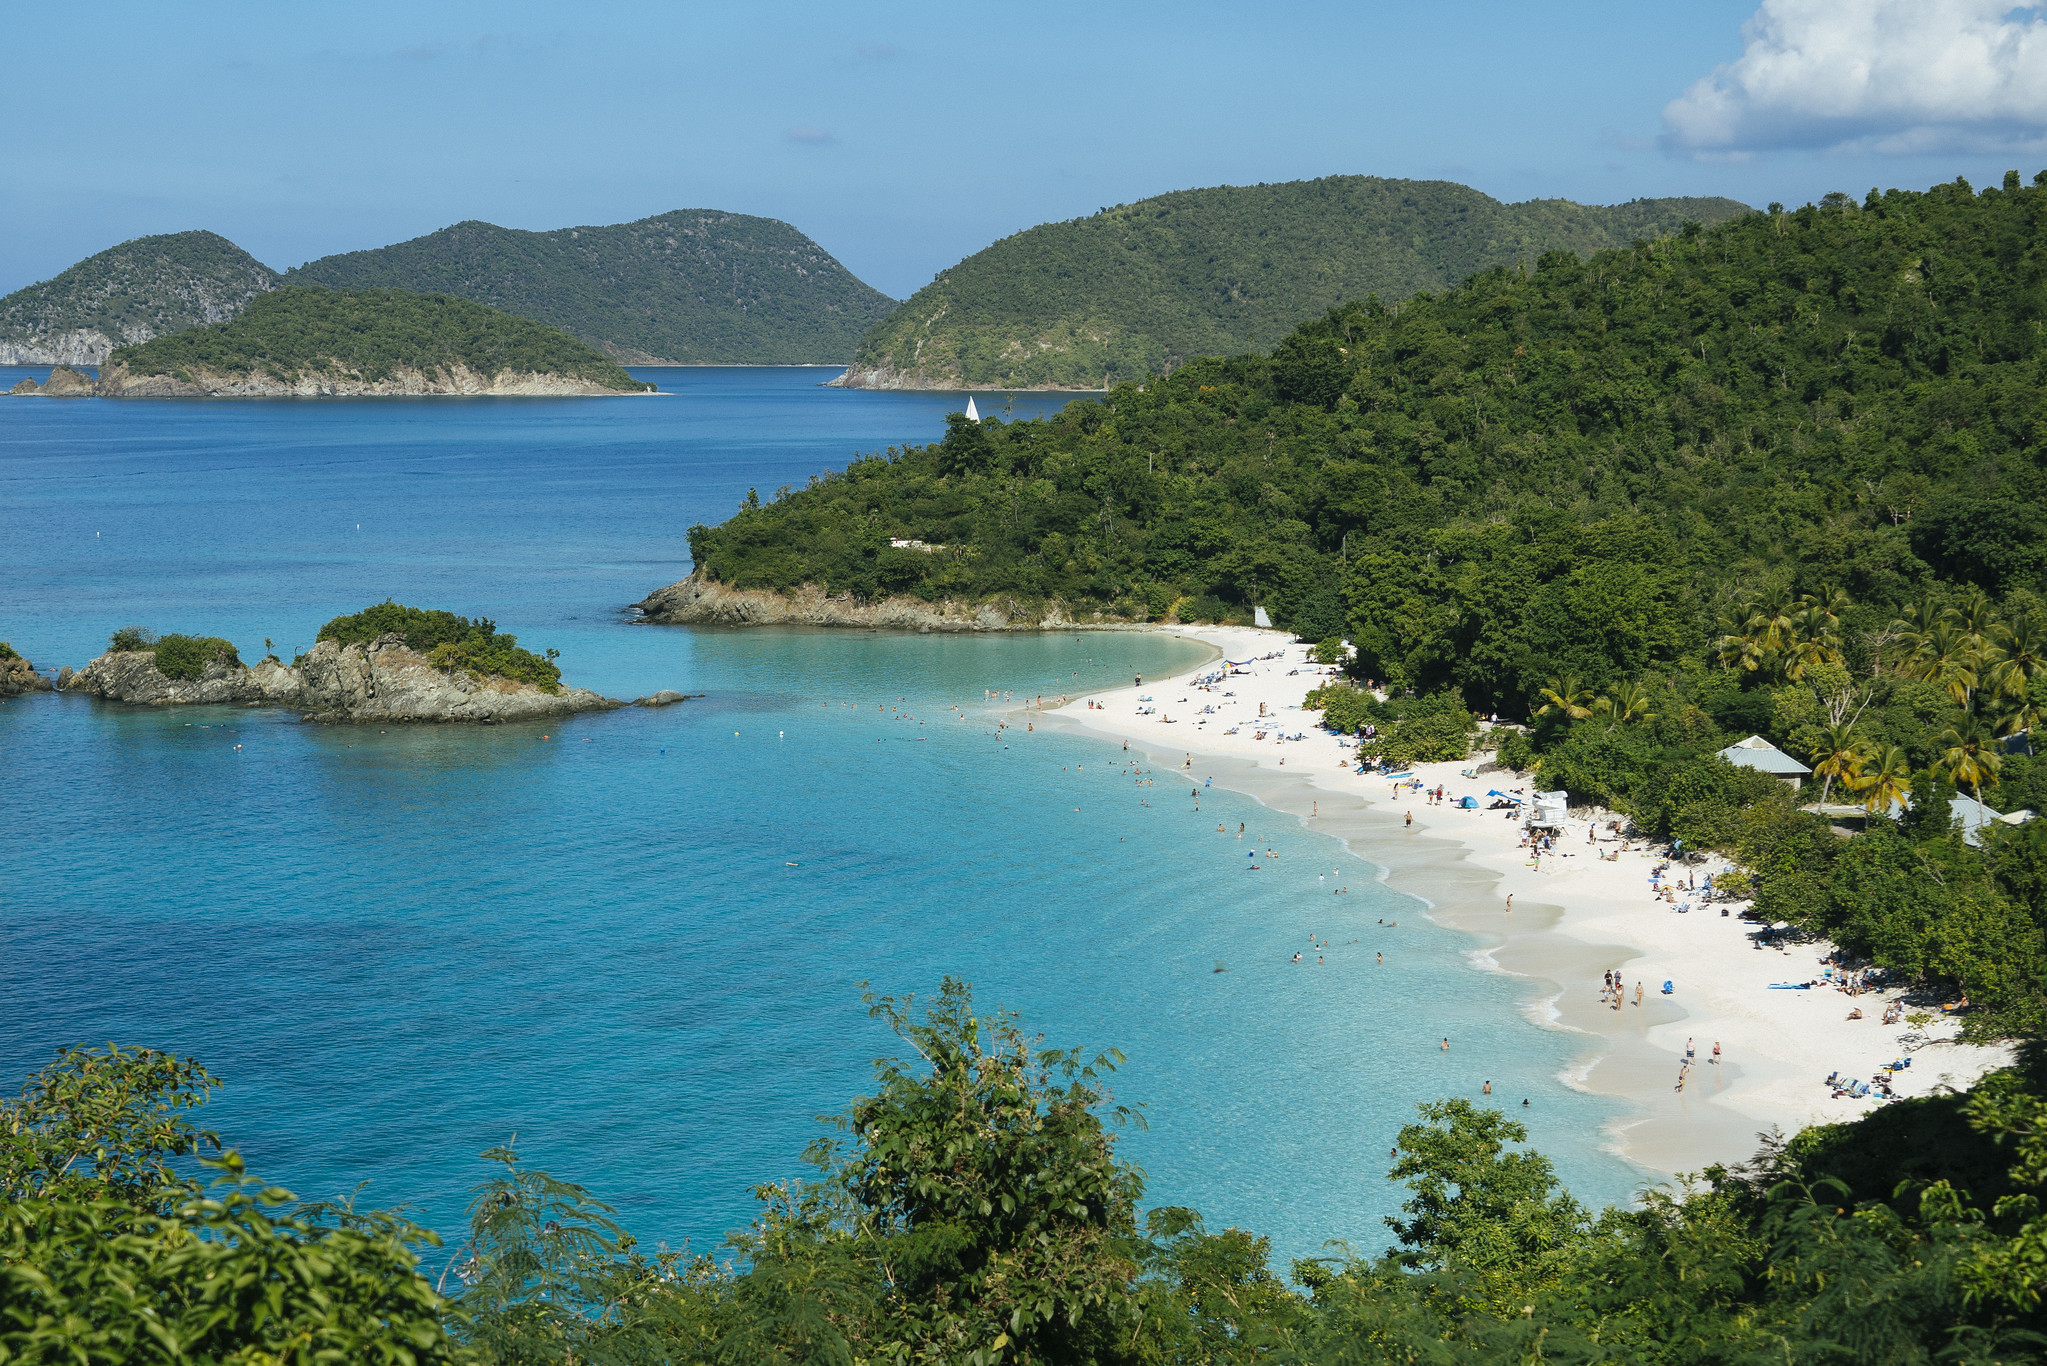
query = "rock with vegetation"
(633, 572, 1074, 630)
(61, 607, 640, 723)
(94, 287, 655, 397)
(0, 230, 278, 366)
(289, 210, 895, 364)
(0, 641, 52, 697)
(837, 175, 1750, 390)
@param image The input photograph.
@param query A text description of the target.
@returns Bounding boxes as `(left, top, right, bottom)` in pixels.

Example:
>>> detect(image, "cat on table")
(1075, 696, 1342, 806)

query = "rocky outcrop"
(0, 651, 53, 697)
(62, 635, 651, 724)
(5, 366, 96, 396)
(632, 570, 1109, 632)
(94, 361, 638, 399)
(826, 362, 963, 391)
(63, 650, 307, 706)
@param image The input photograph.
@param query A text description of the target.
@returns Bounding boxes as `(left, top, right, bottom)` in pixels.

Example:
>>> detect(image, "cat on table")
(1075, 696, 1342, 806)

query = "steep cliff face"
(631, 570, 1103, 631)
(63, 637, 626, 723)
(93, 361, 635, 399)
(0, 231, 278, 366)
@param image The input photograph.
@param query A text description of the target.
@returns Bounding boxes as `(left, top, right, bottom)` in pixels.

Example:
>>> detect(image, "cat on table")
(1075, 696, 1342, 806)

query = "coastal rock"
(6, 366, 96, 397)
(64, 637, 623, 724)
(634, 689, 690, 706)
(292, 637, 618, 723)
(94, 360, 636, 399)
(0, 652, 53, 697)
(63, 650, 304, 706)
(631, 569, 1095, 632)
(826, 362, 966, 392)
(0, 329, 119, 368)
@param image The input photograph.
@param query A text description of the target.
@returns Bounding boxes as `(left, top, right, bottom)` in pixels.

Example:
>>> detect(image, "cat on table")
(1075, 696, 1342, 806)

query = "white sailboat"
(964, 396, 980, 422)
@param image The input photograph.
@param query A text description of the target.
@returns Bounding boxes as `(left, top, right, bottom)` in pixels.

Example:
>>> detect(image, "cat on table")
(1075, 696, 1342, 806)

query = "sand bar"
(1045, 624, 2011, 1178)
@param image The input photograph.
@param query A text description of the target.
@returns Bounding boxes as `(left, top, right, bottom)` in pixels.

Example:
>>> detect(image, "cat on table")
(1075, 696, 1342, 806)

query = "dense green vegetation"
(16, 990, 2047, 1364)
(0, 231, 277, 362)
(318, 601, 563, 691)
(846, 176, 1749, 389)
(107, 627, 243, 681)
(694, 169, 2047, 1028)
(110, 287, 652, 390)
(290, 211, 895, 364)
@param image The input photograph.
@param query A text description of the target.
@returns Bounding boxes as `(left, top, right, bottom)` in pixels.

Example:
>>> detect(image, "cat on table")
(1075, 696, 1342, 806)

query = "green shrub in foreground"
(318, 601, 562, 692)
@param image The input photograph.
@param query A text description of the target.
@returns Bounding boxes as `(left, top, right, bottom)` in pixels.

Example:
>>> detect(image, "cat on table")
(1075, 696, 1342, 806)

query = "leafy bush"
(1305, 680, 1376, 733)
(104, 626, 242, 679)
(0, 641, 17, 661)
(1310, 636, 1347, 664)
(318, 601, 562, 692)
(1635, 755, 1789, 849)
(1496, 729, 1536, 772)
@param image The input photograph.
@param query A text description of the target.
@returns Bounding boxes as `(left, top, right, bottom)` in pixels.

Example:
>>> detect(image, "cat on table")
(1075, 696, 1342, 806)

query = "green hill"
(0, 230, 278, 367)
(840, 176, 1751, 389)
(288, 211, 895, 365)
(103, 286, 650, 393)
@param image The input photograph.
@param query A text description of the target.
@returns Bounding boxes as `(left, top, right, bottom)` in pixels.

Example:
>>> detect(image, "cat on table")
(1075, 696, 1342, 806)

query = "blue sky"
(6, 1, 2045, 300)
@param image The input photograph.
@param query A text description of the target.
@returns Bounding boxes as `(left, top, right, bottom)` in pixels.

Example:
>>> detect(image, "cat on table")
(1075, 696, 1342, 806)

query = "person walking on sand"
(1505, 894, 1513, 912)
(1406, 810, 1414, 828)
(1635, 981, 1644, 1007)
(1712, 1041, 1721, 1065)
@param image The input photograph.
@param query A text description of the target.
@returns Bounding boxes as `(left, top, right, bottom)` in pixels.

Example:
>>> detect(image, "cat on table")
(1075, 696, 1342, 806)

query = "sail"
(964, 396, 980, 422)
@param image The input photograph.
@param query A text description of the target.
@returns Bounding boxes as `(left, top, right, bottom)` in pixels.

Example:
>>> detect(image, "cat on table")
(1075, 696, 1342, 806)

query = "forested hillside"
(109, 286, 649, 391)
(0, 230, 277, 366)
(839, 176, 1749, 389)
(289, 211, 895, 364)
(695, 171, 2044, 691)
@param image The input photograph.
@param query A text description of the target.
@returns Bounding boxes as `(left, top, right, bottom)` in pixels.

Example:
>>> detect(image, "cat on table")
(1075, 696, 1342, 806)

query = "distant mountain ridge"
(288, 211, 896, 365)
(837, 176, 1754, 390)
(0, 231, 279, 366)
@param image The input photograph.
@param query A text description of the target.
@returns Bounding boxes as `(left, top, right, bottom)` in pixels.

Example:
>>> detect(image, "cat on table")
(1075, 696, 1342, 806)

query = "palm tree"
(1988, 611, 2047, 705)
(1535, 675, 1594, 720)
(1910, 620, 1981, 707)
(1936, 716, 2002, 805)
(1713, 595, 1766, 673)
(1888, 600, 1945, 672)
(1783, 602, 1845, 680)
(1807, 722, 1869, 805)
(1595, 679, 1658, 728)
(1851, 744, 1913, 816)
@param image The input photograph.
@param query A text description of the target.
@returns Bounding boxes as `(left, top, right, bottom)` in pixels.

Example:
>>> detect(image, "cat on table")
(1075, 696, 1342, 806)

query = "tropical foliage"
(290, 212, 894, 365)
(692, 172, 2047, 696)
(110, 286, 652, 390)
(849, 176, 1747, 388)
(318, 602, 563, 692)
(19, 993, 2047, 1364)
(106, 626, 243, 681)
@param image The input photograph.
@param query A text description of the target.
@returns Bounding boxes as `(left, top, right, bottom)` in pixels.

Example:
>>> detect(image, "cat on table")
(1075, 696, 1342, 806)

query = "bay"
(0, 366, 1644, 1266)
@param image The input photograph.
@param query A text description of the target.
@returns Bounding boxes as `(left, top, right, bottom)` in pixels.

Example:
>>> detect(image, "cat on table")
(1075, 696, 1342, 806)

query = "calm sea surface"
(0, 367, 1642, 1265)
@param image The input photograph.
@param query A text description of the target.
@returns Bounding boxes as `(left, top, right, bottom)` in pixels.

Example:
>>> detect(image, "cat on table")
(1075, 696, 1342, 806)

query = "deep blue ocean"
(0, 367, 1643, 1266)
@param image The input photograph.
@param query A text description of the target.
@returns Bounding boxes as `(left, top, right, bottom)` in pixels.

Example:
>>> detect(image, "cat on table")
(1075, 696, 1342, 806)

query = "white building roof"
(1718, 734, 1811, 777)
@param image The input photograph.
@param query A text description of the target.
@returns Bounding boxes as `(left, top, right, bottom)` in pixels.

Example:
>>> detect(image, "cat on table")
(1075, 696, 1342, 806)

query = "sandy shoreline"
(1041, 624, 2011, 1179)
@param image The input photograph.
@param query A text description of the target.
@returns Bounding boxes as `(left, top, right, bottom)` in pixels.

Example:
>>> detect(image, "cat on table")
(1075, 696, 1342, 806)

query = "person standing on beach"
(1635, 982, 1644, 1007)
(1712, 1042, 1721, 1065)
(1406, 810, 1414, 828)
(1506, 894, 1513, 912)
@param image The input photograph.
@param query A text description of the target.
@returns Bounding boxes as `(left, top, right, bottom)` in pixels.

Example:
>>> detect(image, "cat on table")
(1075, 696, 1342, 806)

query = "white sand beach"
(1046, 624, 2012, 1178)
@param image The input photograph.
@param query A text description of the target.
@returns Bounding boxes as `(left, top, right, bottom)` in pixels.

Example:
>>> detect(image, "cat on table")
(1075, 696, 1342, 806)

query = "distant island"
(0, 230, 278, 367)
(836, 176, 1751, 390)
(87, 286, 653, 397)
(288, 211, 896, 364)
(60, 602, 687, 721)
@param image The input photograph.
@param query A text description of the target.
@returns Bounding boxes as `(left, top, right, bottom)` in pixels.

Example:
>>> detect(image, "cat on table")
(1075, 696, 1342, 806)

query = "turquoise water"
(0, 367, 1642, 1264)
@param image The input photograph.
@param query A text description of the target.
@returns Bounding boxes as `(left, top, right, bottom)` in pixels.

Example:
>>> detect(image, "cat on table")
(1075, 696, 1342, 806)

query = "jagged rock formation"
(61, 636, 654, 724)
(632, 570, 1107, 632)
(0, 231, 278, 366)
(5, 367, 96, 397)
(0, 649, 53, 698)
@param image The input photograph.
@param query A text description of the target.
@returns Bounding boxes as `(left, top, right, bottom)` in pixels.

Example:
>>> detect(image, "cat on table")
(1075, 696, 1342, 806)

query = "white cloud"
(1664, 1, 2047, 158)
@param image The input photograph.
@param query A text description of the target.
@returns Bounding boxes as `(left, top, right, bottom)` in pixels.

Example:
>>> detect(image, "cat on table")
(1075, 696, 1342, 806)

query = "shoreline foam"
(1042, 623, 2012, 1179)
